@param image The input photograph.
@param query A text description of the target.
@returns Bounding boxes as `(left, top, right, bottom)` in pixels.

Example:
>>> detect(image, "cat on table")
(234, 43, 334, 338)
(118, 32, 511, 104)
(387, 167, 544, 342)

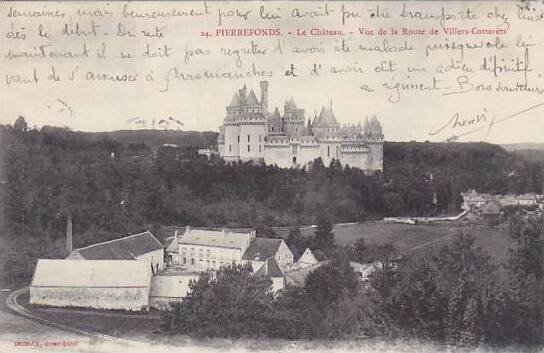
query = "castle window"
(248, 135, 250, 142)
(229, 145, 232, 152)
(327, 146, 330, 157)
(259, 145, 262, 153)
(259, 135, 262, 142)
(248, 145, 251, 152)
(238, 135, 240, 142)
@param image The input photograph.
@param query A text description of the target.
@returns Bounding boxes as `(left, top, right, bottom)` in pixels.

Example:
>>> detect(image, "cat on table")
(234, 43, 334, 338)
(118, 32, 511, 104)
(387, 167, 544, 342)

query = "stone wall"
(30, 286, 150, 311)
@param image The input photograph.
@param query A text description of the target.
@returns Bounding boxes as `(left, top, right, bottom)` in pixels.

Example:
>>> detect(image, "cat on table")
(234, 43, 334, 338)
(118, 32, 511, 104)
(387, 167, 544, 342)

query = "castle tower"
(363, 115, 384, 173)
(260, 81, 268, 112)
(220, 82, 268, 162)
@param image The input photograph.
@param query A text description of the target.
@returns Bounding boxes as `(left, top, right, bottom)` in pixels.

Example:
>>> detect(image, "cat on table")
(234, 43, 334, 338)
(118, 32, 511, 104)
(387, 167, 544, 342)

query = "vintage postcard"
(0, 0, 543, 352)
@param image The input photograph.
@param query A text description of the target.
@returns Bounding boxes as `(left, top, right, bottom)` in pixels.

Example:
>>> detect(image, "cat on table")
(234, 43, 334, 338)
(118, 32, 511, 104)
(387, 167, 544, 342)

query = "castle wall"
(264, 144, 291, 168)
(341, 151, 366, 170)
(319, 141, 342, 166)
(238, 123, 266, 161)
(223, 124, 240, 161)
(298, 144, 320, 167)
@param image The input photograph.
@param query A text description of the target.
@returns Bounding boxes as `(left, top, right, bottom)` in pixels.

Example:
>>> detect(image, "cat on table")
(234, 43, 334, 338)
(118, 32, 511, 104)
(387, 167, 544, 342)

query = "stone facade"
(30, 287, 150, 311)
(218, 81, 384, 174)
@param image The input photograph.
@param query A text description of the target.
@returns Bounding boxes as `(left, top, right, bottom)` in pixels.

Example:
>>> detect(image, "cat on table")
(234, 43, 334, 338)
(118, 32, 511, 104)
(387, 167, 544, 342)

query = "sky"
(1, 0, 543, 144)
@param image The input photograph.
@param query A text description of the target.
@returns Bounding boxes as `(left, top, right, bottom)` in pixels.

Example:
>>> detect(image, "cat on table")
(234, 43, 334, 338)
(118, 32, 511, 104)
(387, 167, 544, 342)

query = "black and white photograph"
(0, 1, 543, 352)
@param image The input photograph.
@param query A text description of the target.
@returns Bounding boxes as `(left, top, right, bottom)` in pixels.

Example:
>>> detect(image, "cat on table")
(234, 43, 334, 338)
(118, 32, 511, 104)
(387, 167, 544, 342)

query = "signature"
(429, 109, 489, 137)
(430, 101, 544, 142)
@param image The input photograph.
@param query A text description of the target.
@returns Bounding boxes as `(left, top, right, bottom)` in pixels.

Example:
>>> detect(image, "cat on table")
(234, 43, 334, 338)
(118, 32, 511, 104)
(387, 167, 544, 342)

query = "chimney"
(260, 81, 269, 112)
(65, 213, 72, 256)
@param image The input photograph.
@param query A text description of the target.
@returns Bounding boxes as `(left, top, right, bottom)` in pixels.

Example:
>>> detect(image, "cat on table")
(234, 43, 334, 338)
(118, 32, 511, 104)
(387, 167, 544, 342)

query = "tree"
(163, 263, 275, 338)
(274, 259, 361, 339)
(500, 215, 544, 346)
(368, 233, 500, 345)
(13, 116, 28, 132)
(313, 214, 334, 251)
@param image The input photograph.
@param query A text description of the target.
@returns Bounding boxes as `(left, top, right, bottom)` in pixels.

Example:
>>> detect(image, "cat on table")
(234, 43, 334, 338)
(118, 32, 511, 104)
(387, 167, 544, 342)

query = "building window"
(248, 145, 250, 152)
(183, 257, 187, 264)
(248, 135, 250, 142)
(238, 135, 240, 142)
(191, 258, 195, 265)
(229, 145, 232, 152)
(327, 146, 330, 157)
(259, 135, 262, 142)
(259, 145, 261, 153)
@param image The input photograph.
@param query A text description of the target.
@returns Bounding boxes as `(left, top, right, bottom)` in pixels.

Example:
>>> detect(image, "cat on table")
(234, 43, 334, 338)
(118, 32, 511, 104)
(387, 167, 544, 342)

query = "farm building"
(166, 226, 294, 272)
(149, 269, 200, 311)
(68, 231, 164, 274)
(296, 248, 319, 268)
(30, 259, 152, 311)
(241, 237, 294, 271)
(253, 257, 285, 293)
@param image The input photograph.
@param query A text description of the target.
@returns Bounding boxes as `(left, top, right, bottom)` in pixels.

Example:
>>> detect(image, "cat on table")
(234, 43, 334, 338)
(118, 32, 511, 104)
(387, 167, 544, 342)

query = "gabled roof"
(72, 231, 163, 260)
(242, 237, 282, 261)
(31, 259, 152, 288)
(313, 106, 338, 127)
(297, 248, 318, 265)
(284, 262, 327, 287)
(179, 229, 252, 249)
(254, 257, 283, 278)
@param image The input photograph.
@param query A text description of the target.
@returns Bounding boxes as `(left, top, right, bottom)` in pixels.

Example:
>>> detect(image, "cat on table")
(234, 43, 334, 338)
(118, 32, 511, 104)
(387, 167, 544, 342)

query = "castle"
(217, 81, 384, 174)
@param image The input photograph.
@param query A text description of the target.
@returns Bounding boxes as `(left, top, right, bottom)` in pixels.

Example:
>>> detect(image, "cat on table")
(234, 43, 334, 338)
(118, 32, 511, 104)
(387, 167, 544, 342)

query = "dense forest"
(1, 118, 543, 287)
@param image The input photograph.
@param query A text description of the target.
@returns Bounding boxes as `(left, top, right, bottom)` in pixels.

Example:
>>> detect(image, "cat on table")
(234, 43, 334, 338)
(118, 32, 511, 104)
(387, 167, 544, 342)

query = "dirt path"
(1, 288, 150, 352)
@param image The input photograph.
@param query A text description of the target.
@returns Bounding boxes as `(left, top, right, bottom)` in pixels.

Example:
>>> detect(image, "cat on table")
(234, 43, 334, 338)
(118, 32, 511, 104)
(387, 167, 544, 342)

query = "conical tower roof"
(229, 92, 241, 107)
(313, 106, 338, 127)
(247, 90, 260, 106)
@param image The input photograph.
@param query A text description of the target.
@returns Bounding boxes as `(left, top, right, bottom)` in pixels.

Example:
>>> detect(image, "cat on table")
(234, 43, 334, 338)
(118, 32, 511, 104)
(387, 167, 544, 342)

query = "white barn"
(30, 259, 152, 311)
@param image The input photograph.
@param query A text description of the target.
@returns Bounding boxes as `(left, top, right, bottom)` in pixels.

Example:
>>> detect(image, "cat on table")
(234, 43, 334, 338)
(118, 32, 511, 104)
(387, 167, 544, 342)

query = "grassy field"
(280, 220, 513, 264)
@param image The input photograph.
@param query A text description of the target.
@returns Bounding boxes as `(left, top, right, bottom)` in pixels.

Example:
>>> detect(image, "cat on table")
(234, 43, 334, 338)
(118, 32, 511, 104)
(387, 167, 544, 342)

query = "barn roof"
(72, 231, 163, 260)
(284, 262, 327, 287)
(178, 229, 253, 249)
(242, 238, 282, 261)
(31, 259, 152, 288)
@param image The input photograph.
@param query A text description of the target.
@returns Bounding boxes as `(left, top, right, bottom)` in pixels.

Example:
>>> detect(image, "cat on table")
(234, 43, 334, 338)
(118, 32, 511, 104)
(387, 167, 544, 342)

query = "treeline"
(1, 119, 543, 286)
(163, 215, 543, 348)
